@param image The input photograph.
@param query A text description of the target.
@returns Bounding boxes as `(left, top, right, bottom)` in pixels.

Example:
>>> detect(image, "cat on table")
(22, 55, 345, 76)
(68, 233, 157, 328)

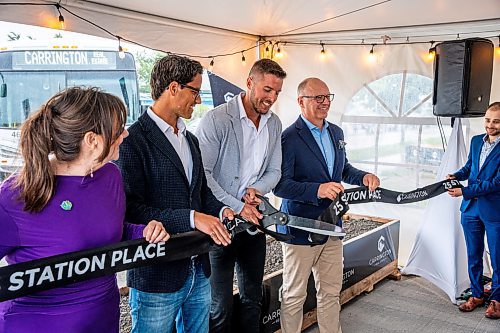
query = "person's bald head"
(297, 78, 333, 128)
(297, 78, 328, 96)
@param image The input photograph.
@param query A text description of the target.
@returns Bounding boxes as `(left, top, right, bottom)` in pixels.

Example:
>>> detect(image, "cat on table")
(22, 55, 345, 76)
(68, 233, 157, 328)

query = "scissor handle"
(255, 194, 279, 215)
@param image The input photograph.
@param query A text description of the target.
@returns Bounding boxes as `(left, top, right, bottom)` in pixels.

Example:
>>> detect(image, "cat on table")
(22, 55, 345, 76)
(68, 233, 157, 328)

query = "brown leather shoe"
(485, 300, 500, 319)
(459, 297, 484, 312)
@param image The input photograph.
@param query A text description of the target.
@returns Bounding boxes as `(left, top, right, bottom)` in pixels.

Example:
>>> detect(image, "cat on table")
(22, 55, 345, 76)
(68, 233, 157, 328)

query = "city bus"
(0, 43, 140, 177)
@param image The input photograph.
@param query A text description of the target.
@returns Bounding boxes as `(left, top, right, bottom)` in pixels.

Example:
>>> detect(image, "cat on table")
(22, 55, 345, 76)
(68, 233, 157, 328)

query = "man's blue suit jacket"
(453, 134, 500, 222)
(274, 116, 367, 245)
(116, 112, 224, 293)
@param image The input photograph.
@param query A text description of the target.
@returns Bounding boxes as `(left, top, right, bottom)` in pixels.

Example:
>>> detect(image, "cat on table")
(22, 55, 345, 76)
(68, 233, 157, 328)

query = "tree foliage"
(134, 51, 165, 94)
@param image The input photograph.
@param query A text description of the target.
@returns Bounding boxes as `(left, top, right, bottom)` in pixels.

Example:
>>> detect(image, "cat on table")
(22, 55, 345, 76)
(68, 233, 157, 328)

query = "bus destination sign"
(12, 51, 117, 70)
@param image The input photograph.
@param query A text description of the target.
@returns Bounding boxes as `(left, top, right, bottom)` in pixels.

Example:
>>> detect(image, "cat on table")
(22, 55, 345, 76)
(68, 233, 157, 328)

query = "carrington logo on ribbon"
(396, 190, 429, 203)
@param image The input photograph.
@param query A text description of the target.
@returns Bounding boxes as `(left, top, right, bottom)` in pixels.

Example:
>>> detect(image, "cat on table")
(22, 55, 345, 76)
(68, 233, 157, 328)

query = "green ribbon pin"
(60, 200, 73, 211)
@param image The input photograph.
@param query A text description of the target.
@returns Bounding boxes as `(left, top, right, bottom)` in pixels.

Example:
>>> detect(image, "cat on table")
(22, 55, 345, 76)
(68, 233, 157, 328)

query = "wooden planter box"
(233, 214, 400, 333)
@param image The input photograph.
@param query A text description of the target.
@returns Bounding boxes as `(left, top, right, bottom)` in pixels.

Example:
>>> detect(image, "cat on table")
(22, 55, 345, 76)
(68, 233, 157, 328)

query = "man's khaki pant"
(280, 237, 343, 333)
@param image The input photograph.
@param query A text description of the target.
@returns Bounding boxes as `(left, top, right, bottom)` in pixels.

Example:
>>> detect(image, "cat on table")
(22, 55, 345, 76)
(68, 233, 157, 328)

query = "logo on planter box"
(369, 235, 392, 266)
(377, 235, 386, 252)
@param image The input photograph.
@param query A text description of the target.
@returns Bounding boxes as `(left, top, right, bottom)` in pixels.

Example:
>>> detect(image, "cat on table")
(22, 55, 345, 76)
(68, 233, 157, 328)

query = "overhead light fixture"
(209, 58, 214, 72)
(275, 43, 283, 59)
(427, 41, 436, 61)
(496, 35, 500, 56)
(241, 52, 246, 66)
(368, 44, 376, 63)
(320, 42, 326, 60)
(117, 37, 125, 59)
(56, 4, 65, 30)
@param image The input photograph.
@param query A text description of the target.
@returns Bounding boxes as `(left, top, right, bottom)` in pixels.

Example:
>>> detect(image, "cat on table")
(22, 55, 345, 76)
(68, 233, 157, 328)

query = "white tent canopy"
(0, 0, 499, 87)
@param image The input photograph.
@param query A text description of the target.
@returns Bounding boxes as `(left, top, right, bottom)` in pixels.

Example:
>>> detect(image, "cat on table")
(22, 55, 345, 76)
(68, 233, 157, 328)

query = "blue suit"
(453, 134, 500, 301)
(274, 116, 367, 245)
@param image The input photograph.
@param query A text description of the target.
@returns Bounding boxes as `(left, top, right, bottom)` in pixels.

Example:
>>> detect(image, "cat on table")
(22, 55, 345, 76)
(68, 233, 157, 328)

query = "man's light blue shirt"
(479, 134, 500, 169)
(301, 115, 335, 176)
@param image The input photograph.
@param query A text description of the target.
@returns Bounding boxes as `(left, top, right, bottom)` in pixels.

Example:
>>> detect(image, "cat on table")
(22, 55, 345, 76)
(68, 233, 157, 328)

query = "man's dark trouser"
(209, 231, 266, 333)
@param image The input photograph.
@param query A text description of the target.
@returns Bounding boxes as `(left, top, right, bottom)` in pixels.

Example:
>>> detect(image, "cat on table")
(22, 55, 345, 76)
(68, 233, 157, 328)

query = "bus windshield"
(0, 49, 141, 177)
(0, 70, 139, 128)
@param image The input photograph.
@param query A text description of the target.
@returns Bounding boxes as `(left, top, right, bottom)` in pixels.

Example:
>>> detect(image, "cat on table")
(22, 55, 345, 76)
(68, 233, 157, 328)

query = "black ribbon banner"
(0, 231, 213, 302)
(320, 179, 462, 224)
(0, 179, 462, 302)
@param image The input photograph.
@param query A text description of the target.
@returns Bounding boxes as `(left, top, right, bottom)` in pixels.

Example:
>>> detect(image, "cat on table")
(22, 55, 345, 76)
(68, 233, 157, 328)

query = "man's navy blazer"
(453, 134, 500, 222)
(274, 116, 367, 245)
(116, 111, 224, 293)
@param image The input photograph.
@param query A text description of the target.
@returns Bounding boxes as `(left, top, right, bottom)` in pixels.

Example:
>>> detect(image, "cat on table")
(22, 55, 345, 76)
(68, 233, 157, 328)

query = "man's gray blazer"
(196, 94, 282, 213)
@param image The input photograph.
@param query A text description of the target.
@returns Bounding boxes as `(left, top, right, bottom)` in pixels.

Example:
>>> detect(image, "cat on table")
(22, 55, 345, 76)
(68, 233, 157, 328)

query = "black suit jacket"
(116, 111, 224, 293)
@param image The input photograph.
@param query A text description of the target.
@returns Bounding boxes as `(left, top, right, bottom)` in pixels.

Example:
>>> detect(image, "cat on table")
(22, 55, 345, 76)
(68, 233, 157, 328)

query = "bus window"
(0, 72, 64, 128)
(67, 71, 140, 125)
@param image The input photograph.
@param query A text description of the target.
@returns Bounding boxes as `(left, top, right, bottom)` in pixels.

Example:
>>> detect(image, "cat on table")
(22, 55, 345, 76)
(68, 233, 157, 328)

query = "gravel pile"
(119, 217, 384, 332)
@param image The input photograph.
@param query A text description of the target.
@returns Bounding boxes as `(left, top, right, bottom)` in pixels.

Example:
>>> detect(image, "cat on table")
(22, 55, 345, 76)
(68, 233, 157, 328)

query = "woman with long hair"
(0, 87, 169, 332)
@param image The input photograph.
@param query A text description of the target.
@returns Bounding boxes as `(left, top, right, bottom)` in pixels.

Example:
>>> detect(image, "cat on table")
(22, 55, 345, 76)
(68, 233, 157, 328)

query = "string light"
(319, 42, 326, 59)
(55, 4, 65, 30)
(117, 37, 125, 59)
(368, 44, 376, 63)
(209, 57, 214, 72)
(427, 41, 436, 60)
(241, 52, 246, 66)
(275, 43, 283, 59)
(0, 2, 496, 65)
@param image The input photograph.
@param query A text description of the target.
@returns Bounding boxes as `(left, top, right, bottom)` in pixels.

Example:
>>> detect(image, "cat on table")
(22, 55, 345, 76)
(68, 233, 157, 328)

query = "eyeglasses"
(180, 83, 201, 99)
(300, 94, 335, 103)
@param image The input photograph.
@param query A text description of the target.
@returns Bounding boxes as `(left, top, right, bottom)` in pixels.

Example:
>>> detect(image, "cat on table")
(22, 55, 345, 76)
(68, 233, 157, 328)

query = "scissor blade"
(287, 216, 346, 237)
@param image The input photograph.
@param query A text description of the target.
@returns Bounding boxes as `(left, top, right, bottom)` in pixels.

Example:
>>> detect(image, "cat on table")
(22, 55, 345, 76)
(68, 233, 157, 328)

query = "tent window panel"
(377, 164, 418, 192)
(377, 124, 419, 165)
(401, 74, 433, 117)
(343, 123, 377, 162)
(366, 73, 404, 116)
(350, 162, 375, 175)
(341, 72, 470, 192)
(345, 87, 392, 117)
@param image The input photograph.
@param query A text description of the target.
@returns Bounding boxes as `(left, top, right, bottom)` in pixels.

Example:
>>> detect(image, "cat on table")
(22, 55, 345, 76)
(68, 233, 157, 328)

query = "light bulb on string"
(368, 44, 376, 63)
(56, 4, 65, 30)
(265, 43, 270, 58)
(209, 58, 214, 72)
(427, 41, 436, 61)
(496, 35, 500, 57)
(241, 52, 246, 66)
(275, 43, 283, 59)
(319, 42, 326, 60)
(117, 37, 125, 59)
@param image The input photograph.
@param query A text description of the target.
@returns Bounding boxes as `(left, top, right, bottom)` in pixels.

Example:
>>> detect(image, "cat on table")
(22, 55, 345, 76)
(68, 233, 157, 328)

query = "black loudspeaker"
(433, 38, 494, 117)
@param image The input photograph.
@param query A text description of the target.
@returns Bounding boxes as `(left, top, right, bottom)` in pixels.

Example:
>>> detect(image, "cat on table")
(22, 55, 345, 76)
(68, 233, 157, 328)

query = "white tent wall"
(272, 42, 500, 266)
(272, 43, 434, 126)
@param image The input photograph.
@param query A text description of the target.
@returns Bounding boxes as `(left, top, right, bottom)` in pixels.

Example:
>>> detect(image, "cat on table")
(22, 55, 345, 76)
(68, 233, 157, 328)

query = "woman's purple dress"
(0, 163, 143, 333)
